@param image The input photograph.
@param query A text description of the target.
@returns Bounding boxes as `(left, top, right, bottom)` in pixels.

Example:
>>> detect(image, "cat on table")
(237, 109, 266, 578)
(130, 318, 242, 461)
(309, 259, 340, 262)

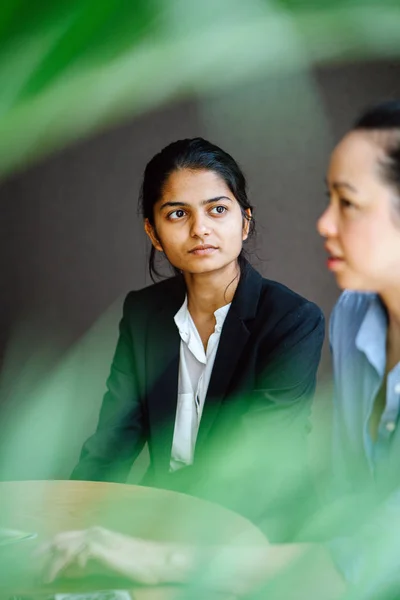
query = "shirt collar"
(174, 296, 190, 343)
(214, 302, 231, 332)
(355, 294, 387, 377)
(173, 296, 231, 340)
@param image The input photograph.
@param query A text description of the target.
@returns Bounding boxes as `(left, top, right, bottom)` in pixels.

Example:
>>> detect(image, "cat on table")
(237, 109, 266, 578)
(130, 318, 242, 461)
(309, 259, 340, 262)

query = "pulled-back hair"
(353, 100, 400, 204)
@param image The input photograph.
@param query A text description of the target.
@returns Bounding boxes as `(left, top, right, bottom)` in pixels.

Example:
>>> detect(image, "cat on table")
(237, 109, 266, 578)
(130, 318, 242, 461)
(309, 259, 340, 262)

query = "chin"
(335, 273, 378, 293)
(185, 256, 238, 275)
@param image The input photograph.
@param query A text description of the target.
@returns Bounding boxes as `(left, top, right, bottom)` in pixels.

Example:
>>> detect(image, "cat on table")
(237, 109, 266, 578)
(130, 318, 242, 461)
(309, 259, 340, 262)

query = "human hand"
(36, 526, 172, 585)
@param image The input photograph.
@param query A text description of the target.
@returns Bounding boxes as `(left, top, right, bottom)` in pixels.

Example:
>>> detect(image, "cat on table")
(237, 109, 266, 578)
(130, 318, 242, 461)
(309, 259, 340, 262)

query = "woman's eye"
(340, 198, 354, 209)
(210, 205, 227, 215)
(168, 209, 186, 220)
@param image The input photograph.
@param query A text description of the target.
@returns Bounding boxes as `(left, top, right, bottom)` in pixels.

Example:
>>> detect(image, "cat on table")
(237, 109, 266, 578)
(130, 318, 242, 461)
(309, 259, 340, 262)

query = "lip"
(189, 244, 218, 256)
(324, 245, 345, 271)
(326, 257, 345, 271)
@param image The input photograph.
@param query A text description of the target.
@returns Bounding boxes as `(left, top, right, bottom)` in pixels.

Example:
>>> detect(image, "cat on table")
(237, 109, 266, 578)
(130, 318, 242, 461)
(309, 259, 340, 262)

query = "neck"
(184, 260, 240, 317)
(379, 287, 400, 370)
(380, 286, 400, 329)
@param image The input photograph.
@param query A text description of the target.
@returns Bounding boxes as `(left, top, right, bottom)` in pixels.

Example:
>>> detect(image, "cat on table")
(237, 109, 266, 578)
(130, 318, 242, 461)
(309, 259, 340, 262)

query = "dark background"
(1, 59, 399, 481)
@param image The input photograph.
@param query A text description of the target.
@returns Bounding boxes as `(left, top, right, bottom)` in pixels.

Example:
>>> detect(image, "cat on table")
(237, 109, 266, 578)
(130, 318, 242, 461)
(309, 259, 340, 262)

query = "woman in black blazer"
(72, 138, 324, 540)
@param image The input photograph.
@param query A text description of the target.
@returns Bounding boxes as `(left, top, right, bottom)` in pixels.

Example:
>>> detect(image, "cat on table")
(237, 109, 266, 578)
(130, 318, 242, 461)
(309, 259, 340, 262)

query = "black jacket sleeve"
(70, 293, 147, 483)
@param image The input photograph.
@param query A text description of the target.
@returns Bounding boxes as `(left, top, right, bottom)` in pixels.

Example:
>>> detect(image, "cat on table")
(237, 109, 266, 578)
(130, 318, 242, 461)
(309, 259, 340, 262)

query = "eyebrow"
(324, 178, 358, 193)
(159, 196, 233, 211)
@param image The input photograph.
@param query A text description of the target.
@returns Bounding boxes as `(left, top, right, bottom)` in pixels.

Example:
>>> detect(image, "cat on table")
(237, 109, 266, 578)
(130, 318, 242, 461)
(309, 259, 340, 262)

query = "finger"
(36, 531, 84, 556)
(42, 540, 87, 583)
(43, 551, 72, 584)
(90, 540, 138, 580)
(76, 543, 90, 569)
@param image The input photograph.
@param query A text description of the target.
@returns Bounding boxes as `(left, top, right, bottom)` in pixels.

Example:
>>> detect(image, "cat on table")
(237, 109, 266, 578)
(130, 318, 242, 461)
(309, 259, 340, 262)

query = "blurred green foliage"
(0, 0, 399, 176)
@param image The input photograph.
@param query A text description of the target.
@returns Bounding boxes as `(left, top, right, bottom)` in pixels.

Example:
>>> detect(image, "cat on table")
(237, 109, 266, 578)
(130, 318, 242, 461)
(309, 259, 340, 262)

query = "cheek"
(225, 224, 246, 249)
(342, 221, 396, 274)
(154, 223, 184, 249)
(379, 233, 400, 268)
(160, 238, 182, 258)
(342, 227, 365, 252)
(225, 214, 247, 238)
(340, 220, 374, 253)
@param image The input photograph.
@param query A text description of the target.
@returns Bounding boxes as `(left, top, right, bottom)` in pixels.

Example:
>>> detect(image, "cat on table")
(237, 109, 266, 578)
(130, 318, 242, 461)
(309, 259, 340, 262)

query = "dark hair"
(353, 100, 400, 204)
(138, 137, 255, 281)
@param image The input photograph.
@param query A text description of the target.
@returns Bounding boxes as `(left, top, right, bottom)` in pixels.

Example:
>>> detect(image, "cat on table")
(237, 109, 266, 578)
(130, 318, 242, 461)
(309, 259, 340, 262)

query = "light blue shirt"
(329, 290, 400, 587)
(330, 290, 400, 492)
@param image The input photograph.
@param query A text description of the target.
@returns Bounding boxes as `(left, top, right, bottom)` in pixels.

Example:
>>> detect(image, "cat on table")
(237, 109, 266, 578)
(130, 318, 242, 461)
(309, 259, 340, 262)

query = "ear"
(242, 208, 252, 241)
(144, 219, 163, 252)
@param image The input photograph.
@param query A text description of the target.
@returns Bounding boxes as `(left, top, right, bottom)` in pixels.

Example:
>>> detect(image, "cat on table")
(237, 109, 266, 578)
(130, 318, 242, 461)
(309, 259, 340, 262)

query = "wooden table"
(0, 480, 268, 599)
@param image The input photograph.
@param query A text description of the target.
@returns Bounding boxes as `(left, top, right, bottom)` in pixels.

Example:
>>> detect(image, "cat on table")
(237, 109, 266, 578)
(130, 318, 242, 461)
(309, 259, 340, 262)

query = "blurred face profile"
(144, 168, 250, 276)
(317, 130, 400, 292)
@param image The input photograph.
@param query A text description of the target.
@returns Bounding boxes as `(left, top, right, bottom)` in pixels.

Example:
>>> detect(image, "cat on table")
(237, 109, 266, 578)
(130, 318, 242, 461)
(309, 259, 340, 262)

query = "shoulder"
(258, 276, 324, 326)
(247, 276, 324, 386)
(244, 272, 324, 354)
(122, 275, 185, 318)
(329, 290, 374, 345)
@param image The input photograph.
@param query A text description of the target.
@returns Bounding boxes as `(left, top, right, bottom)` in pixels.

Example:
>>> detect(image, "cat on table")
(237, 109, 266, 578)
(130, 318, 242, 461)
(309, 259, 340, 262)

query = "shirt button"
(395, 383, 400, 394)
(386, 421, 396, 433)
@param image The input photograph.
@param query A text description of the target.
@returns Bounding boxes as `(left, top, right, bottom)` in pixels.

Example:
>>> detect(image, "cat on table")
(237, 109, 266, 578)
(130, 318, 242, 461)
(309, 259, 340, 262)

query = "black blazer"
(72, 261, 324, 539)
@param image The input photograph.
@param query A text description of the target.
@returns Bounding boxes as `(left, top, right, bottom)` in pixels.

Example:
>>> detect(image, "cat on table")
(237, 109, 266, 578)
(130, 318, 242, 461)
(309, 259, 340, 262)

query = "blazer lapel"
(195, 312, 250, 450)
(195, 261, 263, 450)
(146, 278, 185, 473)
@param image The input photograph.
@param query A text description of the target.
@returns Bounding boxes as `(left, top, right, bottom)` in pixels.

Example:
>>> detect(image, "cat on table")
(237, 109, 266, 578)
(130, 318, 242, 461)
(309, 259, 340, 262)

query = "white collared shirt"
(170, 296, 231, 471)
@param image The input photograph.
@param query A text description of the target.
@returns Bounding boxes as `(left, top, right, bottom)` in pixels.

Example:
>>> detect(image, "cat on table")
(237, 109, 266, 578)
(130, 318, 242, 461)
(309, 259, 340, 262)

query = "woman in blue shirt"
(317, 100, 400, 590)
(318, 101, 400, 492)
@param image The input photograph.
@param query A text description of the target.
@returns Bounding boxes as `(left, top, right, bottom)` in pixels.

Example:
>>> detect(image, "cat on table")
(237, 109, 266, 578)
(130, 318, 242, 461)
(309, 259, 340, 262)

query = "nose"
(190, 211, 210, 238)
(317, 203, 338, 238)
